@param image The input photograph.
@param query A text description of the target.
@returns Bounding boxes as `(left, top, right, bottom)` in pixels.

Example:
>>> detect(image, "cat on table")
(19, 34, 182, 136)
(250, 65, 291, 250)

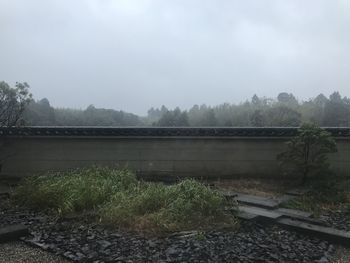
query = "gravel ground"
(1, 210, 336, 262)
(0, 241, 68, 263)
(26, 221, 335, 262)
(0, 195, 348, 262)
(321, 205, 350, 232)
(330, 246, 350, 263)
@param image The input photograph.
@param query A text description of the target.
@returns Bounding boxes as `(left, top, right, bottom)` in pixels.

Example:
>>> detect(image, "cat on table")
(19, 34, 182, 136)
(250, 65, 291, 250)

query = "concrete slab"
(0, 225, 29, 243)
(278, 218, 350, 247)
(238, 206, 282, 221)
(237, 211, 260, 221)
(228, 190, 350, 246)
(276, 208, 326, 226)
(238, 204, 324, 225)
(276, 208, 313, 218)
(235, 194, 279, 209)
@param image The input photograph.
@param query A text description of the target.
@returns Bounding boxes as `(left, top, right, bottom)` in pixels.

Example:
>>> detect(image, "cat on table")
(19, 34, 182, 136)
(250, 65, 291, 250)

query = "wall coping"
(1, 127, 350, 138)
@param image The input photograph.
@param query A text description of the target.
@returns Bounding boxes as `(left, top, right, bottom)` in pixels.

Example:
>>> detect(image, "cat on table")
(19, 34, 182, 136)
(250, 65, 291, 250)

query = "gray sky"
(1, 0, 350, 115)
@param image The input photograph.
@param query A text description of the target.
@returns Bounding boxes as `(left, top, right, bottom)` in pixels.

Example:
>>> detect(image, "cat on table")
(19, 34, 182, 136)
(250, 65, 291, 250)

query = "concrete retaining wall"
(1, 127, 350, 180)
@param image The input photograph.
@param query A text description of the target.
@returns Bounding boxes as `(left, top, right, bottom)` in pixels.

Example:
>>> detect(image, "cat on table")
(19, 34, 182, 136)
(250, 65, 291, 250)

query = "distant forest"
(22, 92, 350, 127)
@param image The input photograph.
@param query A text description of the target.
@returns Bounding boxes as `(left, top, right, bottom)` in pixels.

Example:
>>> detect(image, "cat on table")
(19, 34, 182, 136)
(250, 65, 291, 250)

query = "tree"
(188, 104, 202, 126)
(250, 109, 265, 127)
(201, 109, 217, 126)
(251, 94, 261, 106)
(0, 81, 32, 173)
(156, 108, 189, 126)
(0, 81, 32, 127)
(23, 98, 56, 125)
(277, 123, 337, 184)
(277, 92, 298, 107)
(323, 92, 350, 127)
(314, 93, 328, 107)
(300, 94, 328, 125)
(265, 106, 301, 126)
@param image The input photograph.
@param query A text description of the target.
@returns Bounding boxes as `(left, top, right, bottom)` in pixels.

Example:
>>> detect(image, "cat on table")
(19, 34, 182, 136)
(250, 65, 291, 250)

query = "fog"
(1, 0, 350, 115)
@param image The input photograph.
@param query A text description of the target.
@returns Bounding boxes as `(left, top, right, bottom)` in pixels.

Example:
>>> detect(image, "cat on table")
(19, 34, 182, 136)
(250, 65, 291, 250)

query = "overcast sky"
(1, 0, 350, 115)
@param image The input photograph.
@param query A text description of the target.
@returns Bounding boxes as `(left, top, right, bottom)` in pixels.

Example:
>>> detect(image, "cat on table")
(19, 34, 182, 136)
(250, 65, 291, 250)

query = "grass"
(14, 167, 237, 233)
(282, 178, 350, 216)
(13, 167, 137, 215)
(101, 179, 237, 232)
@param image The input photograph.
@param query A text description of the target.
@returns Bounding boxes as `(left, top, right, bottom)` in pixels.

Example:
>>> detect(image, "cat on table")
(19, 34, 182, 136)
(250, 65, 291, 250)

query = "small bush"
(14, 167, 137, 214)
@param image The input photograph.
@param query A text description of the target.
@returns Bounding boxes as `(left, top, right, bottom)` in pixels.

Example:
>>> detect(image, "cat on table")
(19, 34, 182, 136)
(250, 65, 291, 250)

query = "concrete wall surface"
(0, 127, 350, 180)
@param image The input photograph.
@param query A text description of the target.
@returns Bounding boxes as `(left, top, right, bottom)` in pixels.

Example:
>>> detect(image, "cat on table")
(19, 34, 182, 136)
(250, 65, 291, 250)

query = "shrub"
(277, 123, 337, 184)
(14, 167, 137, 214)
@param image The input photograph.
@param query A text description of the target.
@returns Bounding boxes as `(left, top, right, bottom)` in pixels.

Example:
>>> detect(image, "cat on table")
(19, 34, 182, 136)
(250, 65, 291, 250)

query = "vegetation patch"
(101, 179, 237, 233)
(14, 167, 137, 215)
(283, 178, 350, 215)
(14, 167, 237, 233)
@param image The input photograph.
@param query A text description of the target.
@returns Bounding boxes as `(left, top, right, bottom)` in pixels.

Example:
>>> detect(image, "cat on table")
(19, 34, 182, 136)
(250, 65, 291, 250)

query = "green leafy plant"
(278, 123, 337, 184)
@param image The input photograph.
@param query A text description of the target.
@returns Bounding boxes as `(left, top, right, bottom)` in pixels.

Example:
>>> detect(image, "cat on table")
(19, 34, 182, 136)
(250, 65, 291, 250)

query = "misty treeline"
(2, 81, 350, 127)
(147, 92, 350, 127)
(24, 92, 350, 127)
(24, 101, 141, 126)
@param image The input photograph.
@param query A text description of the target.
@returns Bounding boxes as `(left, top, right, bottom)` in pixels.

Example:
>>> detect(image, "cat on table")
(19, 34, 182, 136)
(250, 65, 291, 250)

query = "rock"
(316, 256, 329, 263)
(97, 240, 112, 249)
(87, 234, 95, 240)
(0, 196, 339, 263)
(165, 247, 178, 256)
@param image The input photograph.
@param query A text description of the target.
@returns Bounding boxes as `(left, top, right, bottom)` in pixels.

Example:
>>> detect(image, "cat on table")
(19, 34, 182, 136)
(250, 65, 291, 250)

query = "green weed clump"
(14, 167, 137, 215)
(101, 179, 237, 232)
